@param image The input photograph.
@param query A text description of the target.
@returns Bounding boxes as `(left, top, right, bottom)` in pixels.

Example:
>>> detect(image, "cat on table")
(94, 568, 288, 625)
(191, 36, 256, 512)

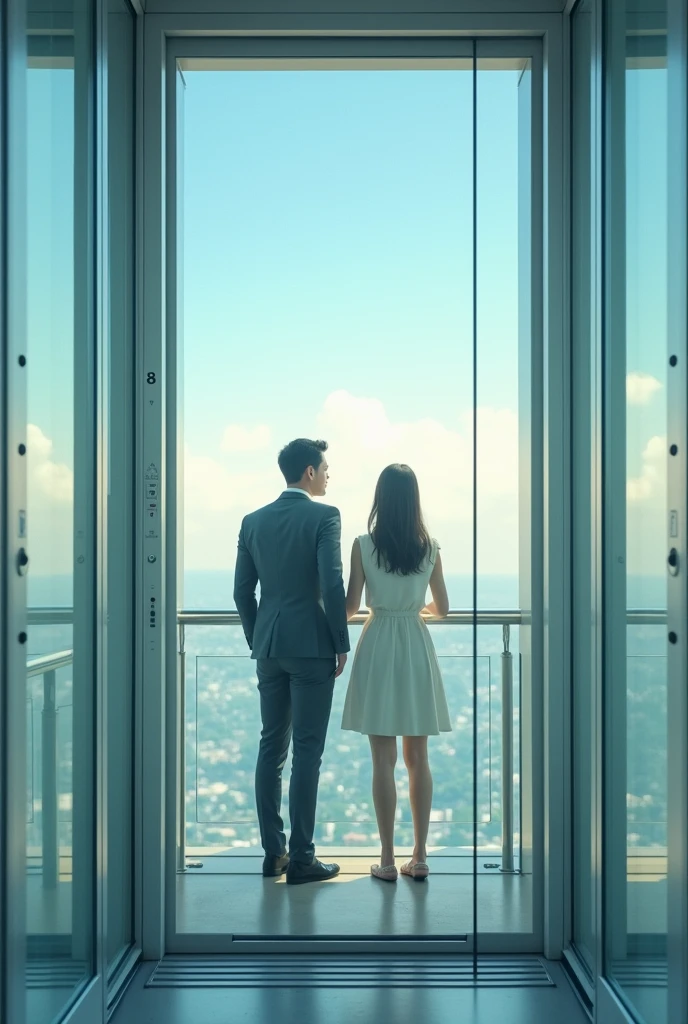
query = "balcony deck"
(176, 849, 533, 941)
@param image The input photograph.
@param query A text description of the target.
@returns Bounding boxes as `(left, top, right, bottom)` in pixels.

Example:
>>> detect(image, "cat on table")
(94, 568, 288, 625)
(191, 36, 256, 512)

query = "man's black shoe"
(263, 854, 290, 877)
(286, 858, 340, 885)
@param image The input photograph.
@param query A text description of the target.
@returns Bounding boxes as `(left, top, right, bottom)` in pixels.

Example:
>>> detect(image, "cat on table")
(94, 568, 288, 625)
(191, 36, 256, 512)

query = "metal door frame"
(666, 1, 688, 1021)
(593, 1, 688, 1022)
(1, 0, 112, 1020)
(138, 11, 563, 959)
(1, 1, 29, 1022)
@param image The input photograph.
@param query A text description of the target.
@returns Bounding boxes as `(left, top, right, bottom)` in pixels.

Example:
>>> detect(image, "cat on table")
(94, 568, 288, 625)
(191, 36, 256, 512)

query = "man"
(234, 438, 350, 885)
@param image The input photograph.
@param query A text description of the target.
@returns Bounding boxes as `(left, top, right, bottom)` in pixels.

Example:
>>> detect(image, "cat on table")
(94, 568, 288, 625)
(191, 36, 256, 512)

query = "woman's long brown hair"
(368, 464, 432, 575)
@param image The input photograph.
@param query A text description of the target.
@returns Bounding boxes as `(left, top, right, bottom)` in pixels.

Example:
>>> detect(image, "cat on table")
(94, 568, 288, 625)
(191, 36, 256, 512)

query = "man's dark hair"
(278, 438, 328, 485)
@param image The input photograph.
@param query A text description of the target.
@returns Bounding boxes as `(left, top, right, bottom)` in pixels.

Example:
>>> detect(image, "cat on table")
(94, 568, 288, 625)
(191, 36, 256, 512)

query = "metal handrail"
(178, 608, 524, 627)
(27, 605, 669, 626)
(27, 650, 74, 677)
(625, 609, 668, 625)
(27, 608, 74, 626)
(185, 607, 668, 625)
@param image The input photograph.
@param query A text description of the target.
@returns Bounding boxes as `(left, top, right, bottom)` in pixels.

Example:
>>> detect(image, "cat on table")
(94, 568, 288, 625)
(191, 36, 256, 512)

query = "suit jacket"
(233, 490, 350, 659)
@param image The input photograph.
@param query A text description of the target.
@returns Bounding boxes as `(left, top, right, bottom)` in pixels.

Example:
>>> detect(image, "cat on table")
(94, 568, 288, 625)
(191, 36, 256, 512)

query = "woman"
(341, 464, 452, 883)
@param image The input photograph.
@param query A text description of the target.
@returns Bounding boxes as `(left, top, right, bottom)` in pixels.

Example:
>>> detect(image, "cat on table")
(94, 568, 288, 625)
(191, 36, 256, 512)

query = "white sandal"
(400, 861, 429, 881)
(371, 864, 398, 882)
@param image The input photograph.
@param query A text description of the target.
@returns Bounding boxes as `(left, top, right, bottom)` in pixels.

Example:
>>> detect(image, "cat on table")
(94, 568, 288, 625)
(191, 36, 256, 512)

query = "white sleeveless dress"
(341, 534, 452, 737)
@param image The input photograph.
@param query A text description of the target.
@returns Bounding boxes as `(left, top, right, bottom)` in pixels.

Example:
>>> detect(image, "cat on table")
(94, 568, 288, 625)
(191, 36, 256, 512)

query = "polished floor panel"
(184, 848, 512, 874)
(611, 960, 667, 1024)
(146, 954, 554, 988)
(113, 959, 590, 1024)
(177, 868, 533, 936)
(27, 987, 81, 1024)
(25, 962, 88, 1024)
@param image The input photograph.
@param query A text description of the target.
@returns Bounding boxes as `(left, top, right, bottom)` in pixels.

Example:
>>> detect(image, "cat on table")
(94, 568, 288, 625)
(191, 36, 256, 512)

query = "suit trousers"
(255, 657, 336, 864)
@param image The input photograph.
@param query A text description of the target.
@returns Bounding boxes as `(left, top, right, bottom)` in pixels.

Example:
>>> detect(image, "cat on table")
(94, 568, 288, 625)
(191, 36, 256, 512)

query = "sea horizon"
(26, 568, 670, 612)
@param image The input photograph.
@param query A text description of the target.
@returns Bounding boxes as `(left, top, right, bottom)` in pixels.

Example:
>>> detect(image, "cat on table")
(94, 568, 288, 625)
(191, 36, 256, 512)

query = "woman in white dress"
(341, 464, 452, 883)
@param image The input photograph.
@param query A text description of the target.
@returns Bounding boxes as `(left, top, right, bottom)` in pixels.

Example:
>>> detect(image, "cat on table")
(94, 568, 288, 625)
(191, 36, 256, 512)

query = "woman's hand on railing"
(421, 601, 447, 618)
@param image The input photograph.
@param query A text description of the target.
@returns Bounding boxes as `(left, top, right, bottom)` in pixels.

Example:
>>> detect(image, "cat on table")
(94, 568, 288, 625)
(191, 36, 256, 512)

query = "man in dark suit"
(234, 438, 350, 885)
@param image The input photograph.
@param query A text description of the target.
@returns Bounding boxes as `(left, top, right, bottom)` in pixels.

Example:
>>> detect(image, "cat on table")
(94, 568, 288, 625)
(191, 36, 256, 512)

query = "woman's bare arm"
(422, 550, 450, 618)
(345, 538, 366, 620)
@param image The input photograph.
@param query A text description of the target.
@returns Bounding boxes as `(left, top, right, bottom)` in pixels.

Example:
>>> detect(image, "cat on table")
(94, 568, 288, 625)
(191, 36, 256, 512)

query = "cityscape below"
(25, 570, 668, 859)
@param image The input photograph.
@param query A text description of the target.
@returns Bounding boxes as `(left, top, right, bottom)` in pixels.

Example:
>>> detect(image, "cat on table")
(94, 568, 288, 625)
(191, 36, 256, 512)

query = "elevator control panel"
(145, 462, 160, 539)
(143, 363, 162, 659)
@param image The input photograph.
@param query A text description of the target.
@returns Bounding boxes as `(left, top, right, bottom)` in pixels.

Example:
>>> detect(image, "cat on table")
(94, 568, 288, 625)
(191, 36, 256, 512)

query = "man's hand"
(335, 653, 348, 678)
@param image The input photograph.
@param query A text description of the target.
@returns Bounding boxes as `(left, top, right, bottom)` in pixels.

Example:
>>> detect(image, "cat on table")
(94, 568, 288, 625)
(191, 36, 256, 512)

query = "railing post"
(178, 621, 187, 872)
(501, 625, 515, 873)
(41, 668, 59, 888)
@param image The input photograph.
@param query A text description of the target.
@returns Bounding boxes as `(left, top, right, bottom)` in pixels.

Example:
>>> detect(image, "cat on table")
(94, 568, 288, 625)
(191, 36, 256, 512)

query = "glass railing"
(178, 609, 523, 870)
(626, 614, 670, 858)
(26, 649, 74, 888)
(25, 607, 668, 880)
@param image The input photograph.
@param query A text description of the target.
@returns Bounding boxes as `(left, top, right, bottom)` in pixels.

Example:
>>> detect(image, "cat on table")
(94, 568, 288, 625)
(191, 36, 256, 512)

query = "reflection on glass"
(476, 60, 528, 934)
(607, 5, 668, 1022)
(106, 0, 136, 978)
(25, 5, 94, 1022)
(571, 0, 596, 976)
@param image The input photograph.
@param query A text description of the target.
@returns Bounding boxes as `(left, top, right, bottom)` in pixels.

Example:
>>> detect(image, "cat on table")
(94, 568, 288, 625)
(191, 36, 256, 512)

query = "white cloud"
(317, 389, 518, 512)
(27, 424, 73, 503)
(626, 436, 668, 575)
(627, 372, 662, 406)
(627, 435, 665, 503)
(184, 447, 275, 514)
(25, 424, 74, 575)
(28, 423, 53, 461)
(318, 392, 520, 574)
(221, 424, 271, 453)
(184, 391, 521, 575)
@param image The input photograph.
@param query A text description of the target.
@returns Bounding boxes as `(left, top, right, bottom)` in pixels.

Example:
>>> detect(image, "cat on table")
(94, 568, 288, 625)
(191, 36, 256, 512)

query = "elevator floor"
(112, 957, 590, 1024)
(176, 854, 533, 938)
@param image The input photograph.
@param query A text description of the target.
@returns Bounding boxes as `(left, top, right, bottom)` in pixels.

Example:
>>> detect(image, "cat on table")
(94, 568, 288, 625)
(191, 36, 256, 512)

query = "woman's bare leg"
(402, 736, 432, 864)
(369, 735, 398, 866)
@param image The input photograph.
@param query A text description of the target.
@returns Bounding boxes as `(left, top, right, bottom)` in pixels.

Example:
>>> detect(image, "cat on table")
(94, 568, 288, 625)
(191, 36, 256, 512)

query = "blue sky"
(27, 71, 74, 456)
(625, 68, 668, 431)
(182, 69, 518, 446)
(180, 68, 524, 577)
(24, 61, 670, 581)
